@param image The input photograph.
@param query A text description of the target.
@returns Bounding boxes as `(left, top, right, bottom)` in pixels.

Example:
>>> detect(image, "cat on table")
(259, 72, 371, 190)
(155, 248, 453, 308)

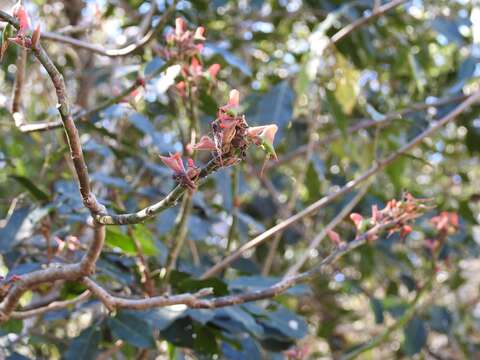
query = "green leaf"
(64, 325, 101, 360)
(305, 161, 322, 201)
(326, 89, 347, 136)
(10, 175, 50, 202)
(108, 311, 156, 349)
(385, 157, 407, 192)
(0, 319, 23, 335)
(403, 316, 427, 356)
(193, 325, 219, 355)
(332, 52, 359, 115)
(198, 89, 218, 116)
(247, 80, 295, 131)
(370, 297, 384, 324)
(428, 306, 452, 334)
(105, 227, 136, 254)
(178, 277, 229, 296)
(132, 224, 157, 256)
(259, 307, 308, 340)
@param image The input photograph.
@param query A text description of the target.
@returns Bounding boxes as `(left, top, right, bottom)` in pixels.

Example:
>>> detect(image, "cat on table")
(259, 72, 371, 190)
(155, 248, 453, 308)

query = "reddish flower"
(193, 135, 216, 151)
(9, 274, 22, 282)
(159, 152, 186, 174)
(194, 26, 206, 41)
(175, 17, 186, 37)
(7, 36, 27, 48)
(425, 238, 438, 253)
(190, 57, 203, 77)
(400, 225, 412, 238)
(186, 158, 200, 181)
(430, 211, 458, 233)
(208, 63, 221, 80)
(12, 1, 30, 33)
(350, 213, 364, 230)
(371, 205, 379, 224)
(448, 212, 459, 228)
(386, 199, 397, 210)
(247, 124, 278, 160)
(175, 81, 187, 97)
(136, 76, 146, 88)
(327, 230, 341, 246)
(227, 89, 240, 108)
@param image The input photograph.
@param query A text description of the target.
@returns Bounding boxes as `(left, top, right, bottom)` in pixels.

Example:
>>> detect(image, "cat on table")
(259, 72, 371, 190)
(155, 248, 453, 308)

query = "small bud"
(175, 81, 187, 97)
(327, 230, 341, 246)
(31, 23, 41, 49)
(136, 76, 146, 88)
(350, 213, 364, 230)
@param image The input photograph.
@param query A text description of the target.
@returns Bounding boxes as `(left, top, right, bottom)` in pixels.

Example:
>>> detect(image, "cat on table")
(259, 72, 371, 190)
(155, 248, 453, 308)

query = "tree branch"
(36, 1, 176, 58)
(83, 217, 417, 311)
(11, 48, 26, 115)
(201, 89, 480, 278)
(285, 182, 370, 277)
(94, 159, 220, 225)
(13, 59, 172, 133)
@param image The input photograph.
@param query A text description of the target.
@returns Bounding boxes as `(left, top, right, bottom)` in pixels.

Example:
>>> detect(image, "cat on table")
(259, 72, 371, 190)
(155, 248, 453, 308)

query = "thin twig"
(164, 193, 194, 280)
(127, 226, 156, 296)
(341, 275, 435, 360)
(226, 167, 239, 252)
(11, 291, 91, 320)
(38, 1, 176, 58)
(201, 89, 480, 278)
(285, 183, 370, 277)
(15, 59, 172, 133)
(94, 159, 219, 225)
(271, 94, 468, 170)
(330, 0, 407, 44)
(262, 119, 318, 275)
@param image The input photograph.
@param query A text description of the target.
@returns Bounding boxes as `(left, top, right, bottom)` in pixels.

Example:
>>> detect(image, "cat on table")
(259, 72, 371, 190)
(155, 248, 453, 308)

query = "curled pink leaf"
(159, 152, 186, 174)
(208, 63, 221, 80)
(12, 1, 30, 33)
(193, 136, 217, 151)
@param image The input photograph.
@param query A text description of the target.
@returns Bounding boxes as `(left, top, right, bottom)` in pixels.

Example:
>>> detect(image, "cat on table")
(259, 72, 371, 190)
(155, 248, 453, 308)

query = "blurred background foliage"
(1, 0, 480, 358)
